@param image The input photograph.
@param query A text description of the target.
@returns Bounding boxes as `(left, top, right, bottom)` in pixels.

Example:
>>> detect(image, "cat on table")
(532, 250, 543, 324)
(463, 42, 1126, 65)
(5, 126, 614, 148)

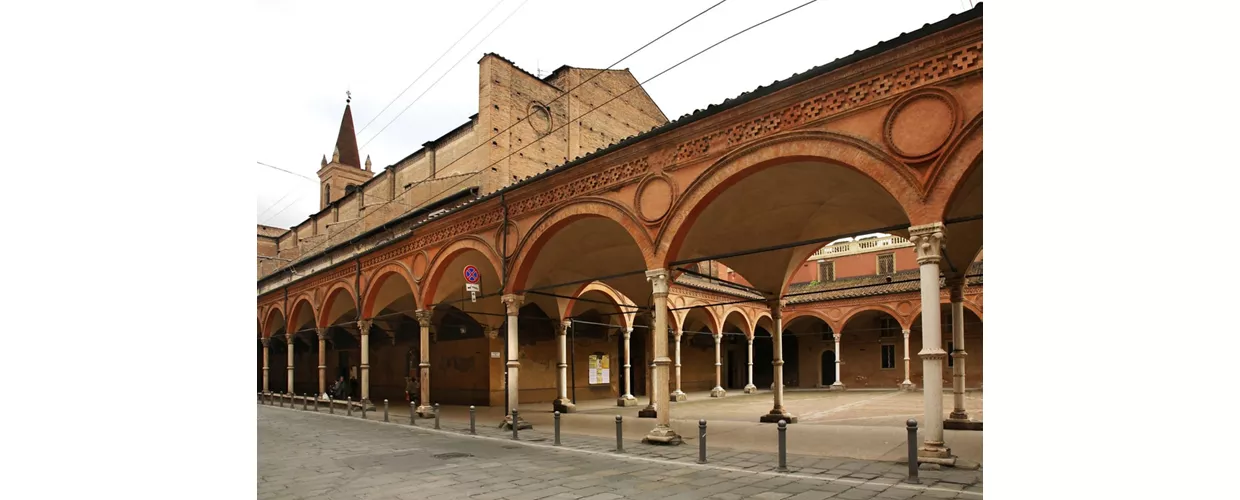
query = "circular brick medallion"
(883, 88, 959, 163)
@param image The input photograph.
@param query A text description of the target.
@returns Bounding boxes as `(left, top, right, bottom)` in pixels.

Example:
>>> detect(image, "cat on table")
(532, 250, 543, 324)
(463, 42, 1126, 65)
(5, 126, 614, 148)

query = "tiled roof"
(786, 262, 983, 304)
(673, 274, 764, 300)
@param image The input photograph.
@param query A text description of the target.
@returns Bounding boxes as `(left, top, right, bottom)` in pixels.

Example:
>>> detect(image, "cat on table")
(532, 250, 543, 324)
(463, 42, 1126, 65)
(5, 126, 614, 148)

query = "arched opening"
(680, 306, 719, 393)
(262, 308, 287, 393)
(565, 285, 636, 404)
(821, 350, 836, 386)
(912, 304, 983, 389)
(840, 309, 908, 388)
(784, 314, 833, 388)
(360, 269, 419, 404)
(514, 302, 561, 404)
(428, 305, 489, 406)
(942, 155, 983, 280)
(421, 242, 505, 407)
(287, 298, 319, 397)
(752, 314, 775, 389)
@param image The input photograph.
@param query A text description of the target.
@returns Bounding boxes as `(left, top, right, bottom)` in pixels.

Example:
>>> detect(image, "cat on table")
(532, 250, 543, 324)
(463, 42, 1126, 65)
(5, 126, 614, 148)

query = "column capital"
(947, 276, 965, 302)
(766, 298, 786, 319)
(713, 333, 722, 343)
(555, 320, 570, 336)
(646, 268, 670, 297)
(909, 222, 946, 265)
(261, 337, 271, 347)
(316, 328, 328, 341)
(501, 294, 525, 315)
(833, 333, 842, 342)
(673, 329, 682, 341)
(357, 319, 373, 334)
(622, 327, 632, 340)
(902, 329, 911, 338)
(484, 326, 499, 339)
(414, 309, 433, 327)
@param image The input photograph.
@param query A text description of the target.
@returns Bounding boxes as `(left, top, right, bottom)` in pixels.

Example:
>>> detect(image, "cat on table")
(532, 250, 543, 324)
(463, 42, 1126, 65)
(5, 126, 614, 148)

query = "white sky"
(254, 0, 972, 229)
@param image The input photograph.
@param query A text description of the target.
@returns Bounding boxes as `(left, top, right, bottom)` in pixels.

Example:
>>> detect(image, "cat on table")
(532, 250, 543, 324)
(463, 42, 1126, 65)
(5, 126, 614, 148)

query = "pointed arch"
(318, 280, 358, 328)
(360, 261, 420, 318)
(420, 235, 504, 308)
(564, 280, 637, 330)
(720, 307, 753, 338)
(658, 131, 922, 263)
(840, 304, 910, 331)
(506, 198, 659, 294)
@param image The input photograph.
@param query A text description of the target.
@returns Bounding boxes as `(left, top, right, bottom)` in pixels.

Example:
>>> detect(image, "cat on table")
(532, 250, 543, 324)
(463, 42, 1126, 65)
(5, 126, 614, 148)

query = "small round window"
(528, 102, 552, 136)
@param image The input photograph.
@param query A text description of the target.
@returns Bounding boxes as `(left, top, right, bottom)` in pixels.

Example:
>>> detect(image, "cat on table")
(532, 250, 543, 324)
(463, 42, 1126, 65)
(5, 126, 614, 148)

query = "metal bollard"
(698, 419, 708, 464)
(469, 406, 476, 434)
(347, 397, 352, 416)
(314, 394, 319, 412)
(383, 400, 389, 422)
(433, 403, 440, 429)
(905, 419, 920, 484)
(281, 393, 286, 407)
(554, 411, 561, 446)
(410, 402, 416, 426)
(303, 394, 308, 411)
(361, 399, 367, 419)
(615, 415, 624, 453)
(777, 420, 788, 472)
(329, 398, 334, 414)
(511, 410, 520, 440)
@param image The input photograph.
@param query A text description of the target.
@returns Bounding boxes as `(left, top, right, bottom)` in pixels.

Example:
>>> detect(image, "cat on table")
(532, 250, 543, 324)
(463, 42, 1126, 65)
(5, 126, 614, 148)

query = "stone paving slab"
(259, 403, 981, 499)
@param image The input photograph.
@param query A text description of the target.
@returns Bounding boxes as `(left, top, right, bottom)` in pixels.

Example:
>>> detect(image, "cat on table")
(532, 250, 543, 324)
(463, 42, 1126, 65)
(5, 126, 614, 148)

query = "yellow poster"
(588, 354, 610, 385)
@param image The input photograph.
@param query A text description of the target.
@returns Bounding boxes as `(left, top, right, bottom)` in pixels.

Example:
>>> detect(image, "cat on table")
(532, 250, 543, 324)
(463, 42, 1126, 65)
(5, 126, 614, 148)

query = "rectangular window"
(948, 341, 954, 367)
(816, 260, 834, 282)
(881, 344, 896, 369)
(877, 253, 895, 275)
(878, 318, 897, 340)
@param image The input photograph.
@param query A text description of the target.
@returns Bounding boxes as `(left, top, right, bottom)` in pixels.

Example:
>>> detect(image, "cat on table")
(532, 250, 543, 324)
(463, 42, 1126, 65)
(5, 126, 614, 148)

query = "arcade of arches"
(258, 8, 982, 463)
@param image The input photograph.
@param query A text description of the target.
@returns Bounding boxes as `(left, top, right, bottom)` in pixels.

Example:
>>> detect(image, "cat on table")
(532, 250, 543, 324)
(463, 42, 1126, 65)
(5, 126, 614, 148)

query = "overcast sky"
(254, 0, 972, 229)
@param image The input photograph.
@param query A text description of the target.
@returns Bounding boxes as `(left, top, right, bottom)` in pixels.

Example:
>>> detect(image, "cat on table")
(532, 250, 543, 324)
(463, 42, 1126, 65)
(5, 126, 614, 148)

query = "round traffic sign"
(463, 265, 480, 284)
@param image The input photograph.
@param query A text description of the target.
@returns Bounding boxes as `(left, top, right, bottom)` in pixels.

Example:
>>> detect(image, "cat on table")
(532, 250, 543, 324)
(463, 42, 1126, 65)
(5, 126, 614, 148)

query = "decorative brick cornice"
(668, 42, 982, 168)
(506, 157, 650, 219)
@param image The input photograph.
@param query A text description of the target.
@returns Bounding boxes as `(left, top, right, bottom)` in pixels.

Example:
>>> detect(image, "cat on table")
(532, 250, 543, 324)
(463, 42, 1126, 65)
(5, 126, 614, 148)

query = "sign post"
(463, 265, 481, 302)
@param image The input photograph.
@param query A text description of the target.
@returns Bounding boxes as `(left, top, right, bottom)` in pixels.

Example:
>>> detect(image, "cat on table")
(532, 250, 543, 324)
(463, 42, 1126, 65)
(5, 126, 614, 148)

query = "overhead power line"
(286, 0, 789, 266)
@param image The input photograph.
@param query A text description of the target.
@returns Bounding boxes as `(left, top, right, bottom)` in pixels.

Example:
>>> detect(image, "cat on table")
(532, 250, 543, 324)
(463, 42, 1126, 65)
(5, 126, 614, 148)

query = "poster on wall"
(588, 354, 610, 385)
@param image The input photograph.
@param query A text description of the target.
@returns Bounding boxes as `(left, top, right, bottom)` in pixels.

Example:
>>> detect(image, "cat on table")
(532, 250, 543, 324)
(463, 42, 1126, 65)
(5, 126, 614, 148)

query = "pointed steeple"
(364, 155, 372, 171)
(333, 93, 362, 169)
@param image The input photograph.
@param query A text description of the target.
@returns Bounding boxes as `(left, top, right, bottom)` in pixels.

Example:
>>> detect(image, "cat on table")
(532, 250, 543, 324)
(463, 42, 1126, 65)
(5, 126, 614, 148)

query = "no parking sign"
(463, 265, 481, 302)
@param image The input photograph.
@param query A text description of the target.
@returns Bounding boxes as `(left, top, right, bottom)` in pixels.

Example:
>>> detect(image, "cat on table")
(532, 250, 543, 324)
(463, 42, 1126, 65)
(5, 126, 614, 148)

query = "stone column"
(501, 294, 531, 429)
(285, 333, 295, 394)
(316, 328, 327, 396)
(947, 279, 970, 421)
(618, 327, 638, 406)
(744, 336, 757, 393)
(910, 222, 953, 462)
(710, 333, 726, 397)
(643, 269, 680, 444)
(671, 329, 687, 401)
(261, 338, 270, 392)
(357, 319, 372, 403)
(554, 320, 576, 413)
(414, 310, 434, 418)
(761, 300, 796, 423)
(900, 329, 915, 391)
(831, 333, 845, 389)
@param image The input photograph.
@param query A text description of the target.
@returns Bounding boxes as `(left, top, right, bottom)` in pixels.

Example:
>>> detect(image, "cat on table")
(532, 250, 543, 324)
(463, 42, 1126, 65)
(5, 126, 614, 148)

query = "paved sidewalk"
(259, 403, 982, 499)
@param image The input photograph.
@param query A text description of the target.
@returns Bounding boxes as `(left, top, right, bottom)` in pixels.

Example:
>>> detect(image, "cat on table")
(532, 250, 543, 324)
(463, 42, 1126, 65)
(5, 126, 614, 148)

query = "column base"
(710, 387, 727, 398)
(641, 424, 683, 445)
(415, 404, 435, 418)
(743, 384, 757, 394)
(670, 390, 687, 402)
(830, 382, 846, 391)
(918, 441, 955, 463)
(637, 405, 658, 418)
(553, 399, 577, 413)
(617, 395, 639, 407)
(944, 417, 982, 431)
(499, 415, 533, 430)
(900, 382, 916, 391)
(759, 409, 798, 424)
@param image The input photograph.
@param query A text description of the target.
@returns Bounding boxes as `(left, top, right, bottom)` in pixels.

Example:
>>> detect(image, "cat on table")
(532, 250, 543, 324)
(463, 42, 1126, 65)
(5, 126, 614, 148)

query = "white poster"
(588, 354, 610, 385)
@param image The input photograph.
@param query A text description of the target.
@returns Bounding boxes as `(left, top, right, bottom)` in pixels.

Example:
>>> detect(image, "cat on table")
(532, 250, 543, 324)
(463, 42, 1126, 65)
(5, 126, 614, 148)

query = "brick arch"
(261, 305, 285, 339)
(507, 197, 658, 293)
(839, 304, 909, 332)
(658, 130, 923, 264)
(720, 307, 753, 338)
(925, 113, 983, 222)
(421, 235, 505, 308)
(286, 295, 319, 335)
(677, 302, 720, 335)
(360, 261, 420, 319)
(318, 279, 358, 328)
(564, 280, 637, 330)
(782, 309, 839, 333)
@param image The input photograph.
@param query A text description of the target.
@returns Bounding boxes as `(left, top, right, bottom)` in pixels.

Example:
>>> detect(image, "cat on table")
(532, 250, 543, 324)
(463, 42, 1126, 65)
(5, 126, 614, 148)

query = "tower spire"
(333, 92, 361, 169)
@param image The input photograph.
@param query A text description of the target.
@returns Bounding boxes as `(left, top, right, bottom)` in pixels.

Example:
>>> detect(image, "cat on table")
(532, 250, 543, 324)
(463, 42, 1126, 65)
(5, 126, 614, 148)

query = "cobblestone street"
(258, 405, 981, 499)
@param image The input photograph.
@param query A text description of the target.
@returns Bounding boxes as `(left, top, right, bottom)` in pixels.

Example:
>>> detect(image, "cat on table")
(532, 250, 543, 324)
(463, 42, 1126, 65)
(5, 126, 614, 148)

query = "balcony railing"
(808, 234, 911, 261)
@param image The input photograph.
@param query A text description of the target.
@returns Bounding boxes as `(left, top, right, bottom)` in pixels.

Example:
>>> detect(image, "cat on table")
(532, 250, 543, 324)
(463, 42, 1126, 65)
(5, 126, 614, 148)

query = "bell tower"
(317, 92, 374, 210)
